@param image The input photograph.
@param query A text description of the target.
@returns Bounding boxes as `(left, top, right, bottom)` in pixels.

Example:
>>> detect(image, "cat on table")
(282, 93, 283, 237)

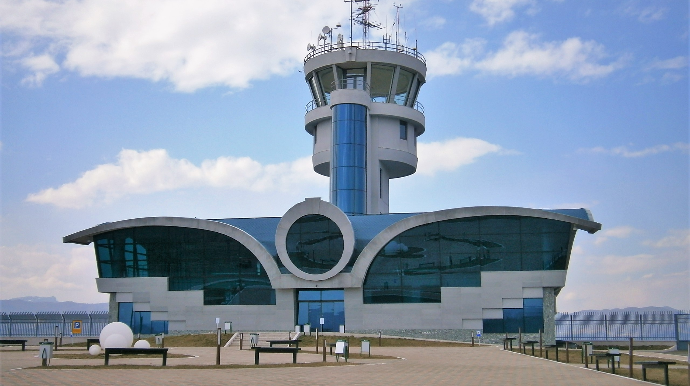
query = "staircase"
(224, 331, 301, 348)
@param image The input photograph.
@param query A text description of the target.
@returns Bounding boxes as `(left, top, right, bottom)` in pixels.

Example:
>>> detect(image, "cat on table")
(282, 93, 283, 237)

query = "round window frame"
(275, 199, 355, 281)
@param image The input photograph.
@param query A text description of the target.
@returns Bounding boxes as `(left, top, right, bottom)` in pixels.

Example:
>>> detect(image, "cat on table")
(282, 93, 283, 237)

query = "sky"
(1, 0, 688, 312)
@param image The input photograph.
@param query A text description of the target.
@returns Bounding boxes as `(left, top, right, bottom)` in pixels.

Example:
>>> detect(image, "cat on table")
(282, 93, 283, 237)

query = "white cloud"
(27, 136, 505, 208)
(469, 0, 535, 26)
(581, 143, 690, 158)
(622, 3, 668, 23)
(416, 137, 506, 176)
(594, 225, 639, 245)
(420, 16, 447, 29)
(646, 56, 688, 71)
(26, 149, 327, 209)
(0, 0, 352, 91)
(19, 53, 60, 86)
(643, 229, 690, 249)
(425, 31, 623, 81)
(0, 244, 108, 304)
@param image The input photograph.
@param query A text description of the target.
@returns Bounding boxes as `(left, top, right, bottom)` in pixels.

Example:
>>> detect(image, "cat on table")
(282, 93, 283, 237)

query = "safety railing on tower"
(305, 41, 426, 64)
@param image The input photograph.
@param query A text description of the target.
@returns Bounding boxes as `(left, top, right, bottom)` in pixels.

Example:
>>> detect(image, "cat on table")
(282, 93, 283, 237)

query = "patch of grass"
(52, 353, 192, 360)
(27, 361, 359, 370)
(294, 335, 473, 348)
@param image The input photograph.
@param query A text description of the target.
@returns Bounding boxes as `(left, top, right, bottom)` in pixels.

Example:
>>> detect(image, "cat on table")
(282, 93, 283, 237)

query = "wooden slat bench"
(0, 339, 28, 351)
(635, 361, 676, 386)
(267, 339, 301, 348)
(253, 346, 300, 365)
(104, 347, 169, 366)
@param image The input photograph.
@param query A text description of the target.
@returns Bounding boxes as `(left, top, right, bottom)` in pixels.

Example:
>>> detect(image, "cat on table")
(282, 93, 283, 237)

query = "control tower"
(303, 26, 426, 215)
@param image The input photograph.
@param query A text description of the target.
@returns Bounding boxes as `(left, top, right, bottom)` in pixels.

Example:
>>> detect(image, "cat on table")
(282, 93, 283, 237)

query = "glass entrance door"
(296, 289, 344, 332)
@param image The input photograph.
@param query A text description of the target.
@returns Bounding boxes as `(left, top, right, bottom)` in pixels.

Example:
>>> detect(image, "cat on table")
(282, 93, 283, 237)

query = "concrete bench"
(503, 337, 516, 351)
(635, 361, 676, 386)
(0, 339, 28, 351)
(253, 346, 300, 365)
(104, 347, 169, 366)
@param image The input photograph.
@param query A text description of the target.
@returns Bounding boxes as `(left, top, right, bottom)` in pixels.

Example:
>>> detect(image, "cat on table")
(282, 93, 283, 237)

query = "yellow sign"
(72, 320, 82, 334)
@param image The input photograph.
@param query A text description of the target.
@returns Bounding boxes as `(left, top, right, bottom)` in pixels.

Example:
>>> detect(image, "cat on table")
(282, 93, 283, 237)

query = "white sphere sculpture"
(133, 339, 151, 348)
(99, 322, 134, 348)
(104, 334, 129, 349)
(88, 344, 101, 356)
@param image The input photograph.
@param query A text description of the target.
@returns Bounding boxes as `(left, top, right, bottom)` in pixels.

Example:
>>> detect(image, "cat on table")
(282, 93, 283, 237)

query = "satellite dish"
(307, 43, 316, 51)
(335, 23, 341, 28)
(322, 26, 331, 34)
(318, 34, 326, 41)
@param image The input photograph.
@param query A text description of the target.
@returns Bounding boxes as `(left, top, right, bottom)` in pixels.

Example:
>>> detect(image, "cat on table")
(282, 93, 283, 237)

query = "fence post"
(89, 313, 93, 336)
(8, 314, 12, 337)
(35, 313, 39, 337)
(604, 314, 608, 341)
(639, 314, 643, 340)
(570, 314, 574, 341)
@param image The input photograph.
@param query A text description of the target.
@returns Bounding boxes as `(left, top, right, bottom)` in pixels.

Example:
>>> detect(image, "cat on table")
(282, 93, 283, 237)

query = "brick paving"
(0, 345, 655, 385)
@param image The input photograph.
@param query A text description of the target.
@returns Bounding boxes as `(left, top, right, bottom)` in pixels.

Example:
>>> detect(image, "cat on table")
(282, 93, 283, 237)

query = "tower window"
(400, 121, 408, 140)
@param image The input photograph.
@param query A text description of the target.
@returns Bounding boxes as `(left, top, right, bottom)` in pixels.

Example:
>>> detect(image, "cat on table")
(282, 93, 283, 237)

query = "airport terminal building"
(64, 23, 601, 342)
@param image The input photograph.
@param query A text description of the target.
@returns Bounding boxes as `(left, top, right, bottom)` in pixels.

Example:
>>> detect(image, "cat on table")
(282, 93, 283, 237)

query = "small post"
(518, 328, 522, 353)
(322, 339, 326, 362)
(216, 328, 221, 365)
(59, 332, 63, 347)
(628, 337, 633, 378)
(471, 331, 475, 347)
(161, 333, 165, 348)
(239, 333, 243, 350)
(54, 326, 59, 351)
(316, 330, 319, 353)
(539, 329, 543, 357)
(378, 331, 382, 347)
(566, 341, 569, 363)
(585, 345, 589, 368)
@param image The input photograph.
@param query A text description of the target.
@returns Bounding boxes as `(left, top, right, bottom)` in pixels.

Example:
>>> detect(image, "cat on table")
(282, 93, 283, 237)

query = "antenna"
(322, 26, 332, 35)
(307, 43, 316, 51)
(393, 3, 403, 47)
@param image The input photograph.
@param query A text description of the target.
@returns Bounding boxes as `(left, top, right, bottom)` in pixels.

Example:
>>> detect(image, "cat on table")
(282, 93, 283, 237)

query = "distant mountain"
(0, 297, 109, 313)
(573, 306, 684, 313)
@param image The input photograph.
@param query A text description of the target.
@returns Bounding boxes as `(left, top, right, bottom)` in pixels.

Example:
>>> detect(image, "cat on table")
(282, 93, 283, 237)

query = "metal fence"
(556, 311, 690, 341)
(0, 312, 109, 337)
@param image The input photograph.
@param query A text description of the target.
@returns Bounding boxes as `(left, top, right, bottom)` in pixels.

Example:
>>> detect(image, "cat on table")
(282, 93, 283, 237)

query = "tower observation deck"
(304, 41, 426, 215)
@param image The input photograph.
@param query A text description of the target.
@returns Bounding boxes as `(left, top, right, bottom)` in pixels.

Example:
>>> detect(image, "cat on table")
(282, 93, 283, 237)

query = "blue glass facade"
(118, 302, 168, 334)
(363, 216, 572, 304)
(94, 227, 275, 306)
(483, 298, 544, 333)
(331, 103, 367, 215)
(296, 290, 345, 332)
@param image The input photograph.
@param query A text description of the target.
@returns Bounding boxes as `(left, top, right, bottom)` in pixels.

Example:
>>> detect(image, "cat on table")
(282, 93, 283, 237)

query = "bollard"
(316, 330, 319, 353)
(585, 346, 589, 368)
(539, 330, 543, 357)
(518, 328, 522, 353)
(471, 336, 475, 347)
(216, 328, 221, 365)
(566, 342, 569, 363)
(378, 331, 382, 347)
(628, 337, 633, 378)
(322, 339, 327, 362)
(239, 333, 243, 350)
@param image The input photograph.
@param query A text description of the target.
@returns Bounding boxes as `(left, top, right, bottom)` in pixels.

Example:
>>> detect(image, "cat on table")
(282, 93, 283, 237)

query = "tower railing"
(306, 97, 425, 114)
(305, 41, 426, 64)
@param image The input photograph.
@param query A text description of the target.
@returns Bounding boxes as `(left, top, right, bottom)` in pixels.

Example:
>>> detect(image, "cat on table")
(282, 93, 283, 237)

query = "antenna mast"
(393, 3, 402, 46)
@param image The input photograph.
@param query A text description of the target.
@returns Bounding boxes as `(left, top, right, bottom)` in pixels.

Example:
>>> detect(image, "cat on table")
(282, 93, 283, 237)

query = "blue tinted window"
(286, 215, 344, 275)
(523, 298, 544, 333)
(483, 319, 504, 333)
(364, 216, 574, 304)
(400, 121, 407, 139)
(331, 104, 367, 215)
(94, 227, 275, 306)
(503, 308, 524, 333)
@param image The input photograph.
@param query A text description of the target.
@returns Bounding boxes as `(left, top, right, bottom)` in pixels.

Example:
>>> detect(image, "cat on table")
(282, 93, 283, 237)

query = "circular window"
(275, 198, 355, 281)
(286, 215, 344, 275)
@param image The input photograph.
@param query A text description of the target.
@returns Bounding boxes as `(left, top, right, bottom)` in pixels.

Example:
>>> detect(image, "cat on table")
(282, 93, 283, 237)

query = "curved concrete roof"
(63, 217, 283, 287)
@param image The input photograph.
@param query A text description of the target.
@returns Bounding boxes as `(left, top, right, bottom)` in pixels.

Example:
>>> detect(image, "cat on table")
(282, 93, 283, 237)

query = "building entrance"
(296, 289, 344, 332)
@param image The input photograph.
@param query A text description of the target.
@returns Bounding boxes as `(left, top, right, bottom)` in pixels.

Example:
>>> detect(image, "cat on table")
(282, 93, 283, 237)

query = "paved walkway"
(0, 344, 680, 385)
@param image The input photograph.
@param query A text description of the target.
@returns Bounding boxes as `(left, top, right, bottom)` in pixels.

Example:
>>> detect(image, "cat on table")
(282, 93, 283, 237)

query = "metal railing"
(555, 311, 690, 341)
(305, 41, 426, 64)
(0, 311, 109, 337)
